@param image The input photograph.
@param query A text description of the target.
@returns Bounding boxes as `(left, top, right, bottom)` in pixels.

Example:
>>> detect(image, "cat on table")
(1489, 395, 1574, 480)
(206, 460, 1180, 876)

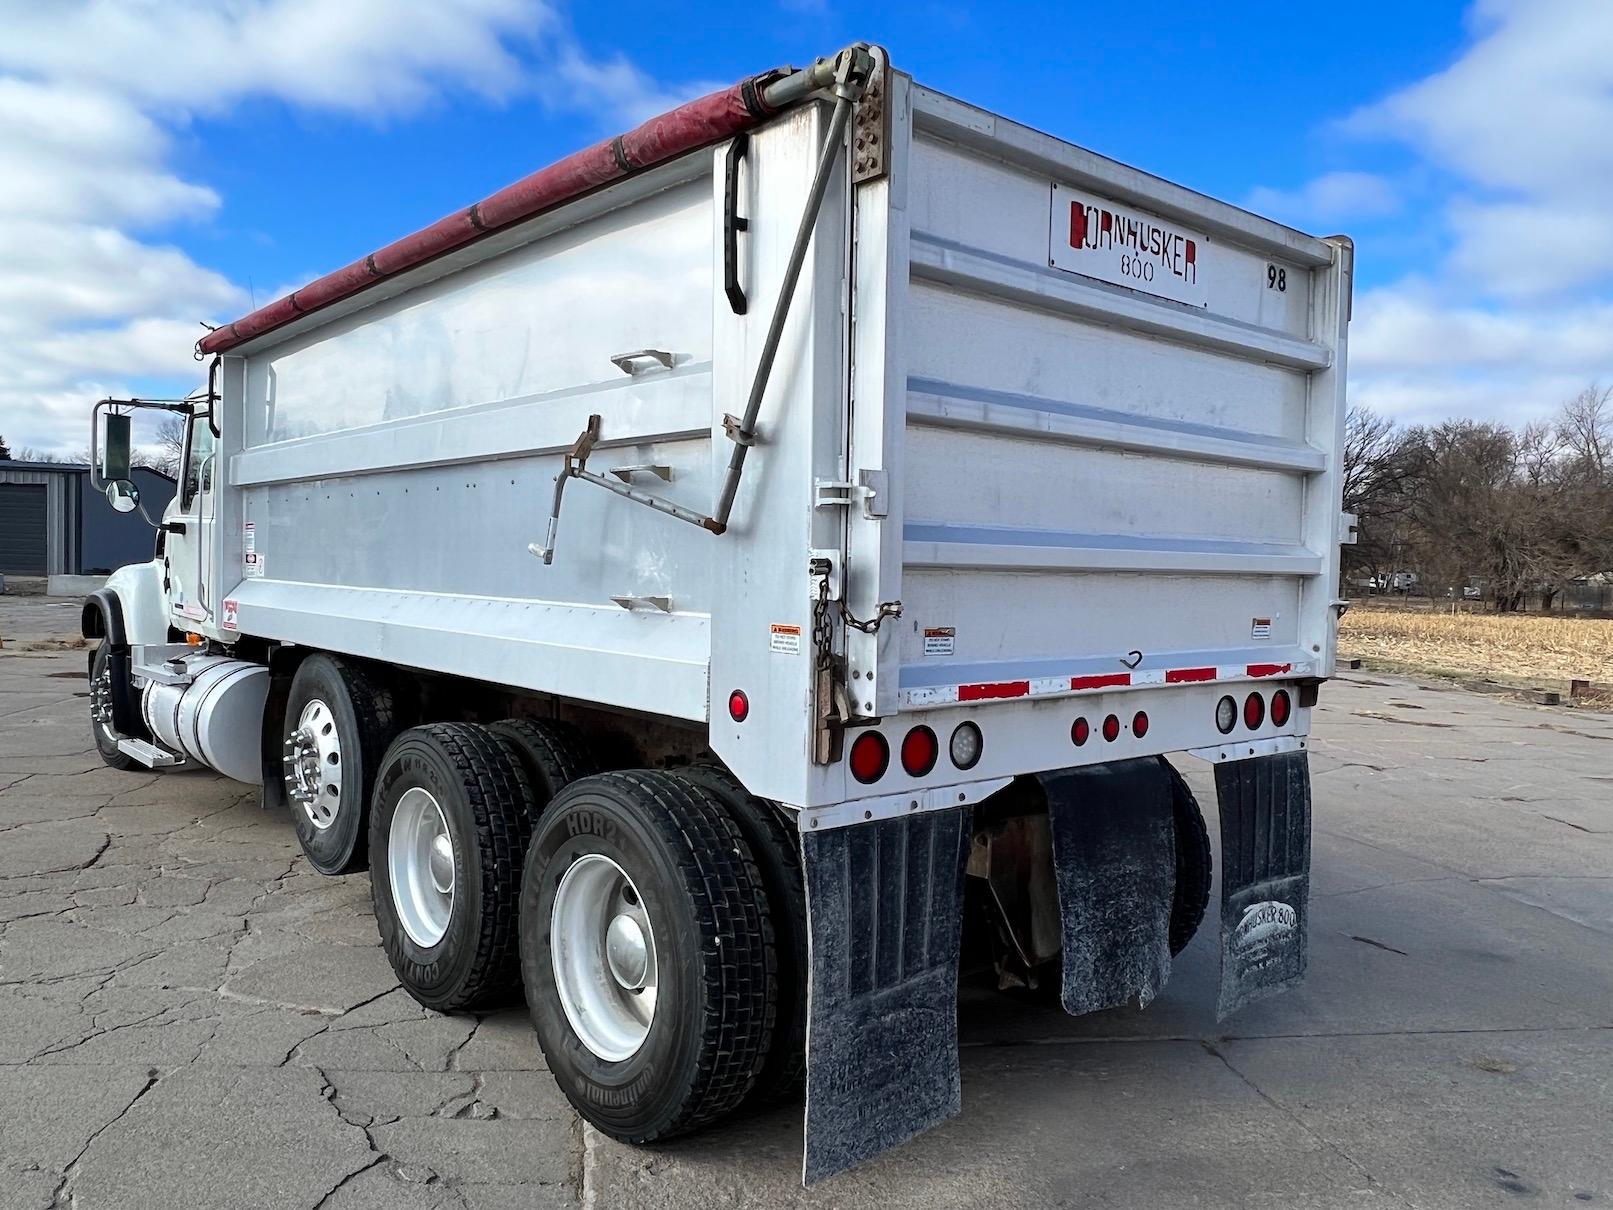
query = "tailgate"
(849, 82, 1351, 718)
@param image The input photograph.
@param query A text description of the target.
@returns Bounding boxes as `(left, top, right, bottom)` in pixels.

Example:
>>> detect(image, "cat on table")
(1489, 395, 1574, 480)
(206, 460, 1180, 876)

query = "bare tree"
(149, 416, 187, 478)
(1340, 403, 1426, 586)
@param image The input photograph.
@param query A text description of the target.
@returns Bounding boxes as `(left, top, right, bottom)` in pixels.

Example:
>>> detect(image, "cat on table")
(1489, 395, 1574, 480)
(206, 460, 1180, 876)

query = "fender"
(81, 559, 169, 739)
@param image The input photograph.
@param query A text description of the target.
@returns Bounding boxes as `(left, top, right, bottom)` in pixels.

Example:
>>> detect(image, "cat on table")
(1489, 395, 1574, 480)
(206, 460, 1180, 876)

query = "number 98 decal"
(1266, 263, 1287, 292)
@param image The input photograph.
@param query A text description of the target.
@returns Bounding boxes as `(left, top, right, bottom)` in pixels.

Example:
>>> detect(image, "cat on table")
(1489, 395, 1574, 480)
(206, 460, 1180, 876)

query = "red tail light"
(1101, 714, 1120, 742)
(901, 726, 939, 777)
(849, 731, 889, 784)
(727, 690, 749, 722)
(1244, 692, 1265, 730)
(1071, 717, 1090, 746)
(1270, 688, 1291, 727)
(1132, 710, 1149, 738)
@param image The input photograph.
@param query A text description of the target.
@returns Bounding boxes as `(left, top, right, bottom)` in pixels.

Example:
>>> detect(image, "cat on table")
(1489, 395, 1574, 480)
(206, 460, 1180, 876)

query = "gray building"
(0, 460, 175, 579)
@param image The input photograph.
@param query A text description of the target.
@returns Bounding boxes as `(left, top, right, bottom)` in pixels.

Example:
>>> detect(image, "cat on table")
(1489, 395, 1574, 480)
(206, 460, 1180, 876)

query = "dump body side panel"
(220, 160, 722, 721)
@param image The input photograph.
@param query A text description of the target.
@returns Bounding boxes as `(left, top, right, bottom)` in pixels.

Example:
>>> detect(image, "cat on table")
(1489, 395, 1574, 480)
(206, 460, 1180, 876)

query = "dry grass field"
(1339, 604, 1613, 699)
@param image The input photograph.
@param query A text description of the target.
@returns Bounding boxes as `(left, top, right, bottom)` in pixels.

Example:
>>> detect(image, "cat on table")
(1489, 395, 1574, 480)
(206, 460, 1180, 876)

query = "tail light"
(949, 722, 983, 770)
(901, 726, 939, 777)
(1132, 710, 1149, 738)
(1270, 688, 1292, 727)
(1215, 695, 1237, 734)
(1101, 714, 1120, 742)
(1244, 692, 1265, 730)
(849, 731, 889, 784)
(727, 690, 749, 722)
(1071, 717, 1090, 747)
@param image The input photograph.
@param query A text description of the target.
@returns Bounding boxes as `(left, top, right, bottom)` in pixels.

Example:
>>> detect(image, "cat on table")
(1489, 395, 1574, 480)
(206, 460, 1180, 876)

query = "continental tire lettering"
(579, 1067, 656, 1108)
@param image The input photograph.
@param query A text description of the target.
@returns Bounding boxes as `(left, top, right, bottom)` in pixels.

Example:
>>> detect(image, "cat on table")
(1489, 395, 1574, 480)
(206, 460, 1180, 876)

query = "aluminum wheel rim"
(90, 662, 115, 740)
(286, 699, 342, 830)
(551, 853, 657, 1062)
(389, 787, 455, 949)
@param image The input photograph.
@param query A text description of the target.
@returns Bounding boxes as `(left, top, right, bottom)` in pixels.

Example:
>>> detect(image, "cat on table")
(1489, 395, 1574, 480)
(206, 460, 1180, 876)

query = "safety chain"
(841, 599, 903, 634)
(809, 557, 902, 663)
(811, 572, 834, 672)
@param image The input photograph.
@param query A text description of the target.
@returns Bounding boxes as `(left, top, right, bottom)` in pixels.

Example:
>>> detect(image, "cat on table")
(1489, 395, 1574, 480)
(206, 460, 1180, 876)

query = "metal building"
(0, 461, 175, 579)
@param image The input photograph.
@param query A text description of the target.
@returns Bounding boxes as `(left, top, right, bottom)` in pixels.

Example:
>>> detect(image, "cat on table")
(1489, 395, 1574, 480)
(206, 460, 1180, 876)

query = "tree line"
(1344, 385, 1613, 610)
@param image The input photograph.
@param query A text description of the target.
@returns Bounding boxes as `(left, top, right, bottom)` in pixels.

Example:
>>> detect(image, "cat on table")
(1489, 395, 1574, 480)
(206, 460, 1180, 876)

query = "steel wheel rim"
(389, 787, 455, 948)
(286, 699, 342, 830)
(551, 853, 657, 1062)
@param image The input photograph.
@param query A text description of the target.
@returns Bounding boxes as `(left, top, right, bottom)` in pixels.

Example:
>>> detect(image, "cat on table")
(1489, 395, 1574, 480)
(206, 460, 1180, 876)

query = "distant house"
(0, 460, 175, 581)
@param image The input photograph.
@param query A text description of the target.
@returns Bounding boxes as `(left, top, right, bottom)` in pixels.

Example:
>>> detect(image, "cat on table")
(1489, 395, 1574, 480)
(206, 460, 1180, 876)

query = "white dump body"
(182, 63, 1349, 813)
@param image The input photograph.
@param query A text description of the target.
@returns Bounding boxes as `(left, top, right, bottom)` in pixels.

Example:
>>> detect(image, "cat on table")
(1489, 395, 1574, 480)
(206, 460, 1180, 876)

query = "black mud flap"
(1214, 751, 1312, 1019)
(1038, 759, 1176, 1016)
(800, 807, 971, 1185)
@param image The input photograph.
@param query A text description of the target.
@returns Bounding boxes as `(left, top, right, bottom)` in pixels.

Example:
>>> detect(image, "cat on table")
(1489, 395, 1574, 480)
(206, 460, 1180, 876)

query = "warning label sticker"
(1251, 617, 1272, 640)
(243, 521, 255, 555)
(769, 623, 802, 655)
(923, 626, 956, 657)
(244, 552, 265, 580)
(221, 599, 239, 631)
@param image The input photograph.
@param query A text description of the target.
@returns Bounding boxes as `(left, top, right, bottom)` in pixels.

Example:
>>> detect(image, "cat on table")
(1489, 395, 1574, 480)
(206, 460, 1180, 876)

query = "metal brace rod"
(713, 49, 870, 528)
(529, 44, 874, 563)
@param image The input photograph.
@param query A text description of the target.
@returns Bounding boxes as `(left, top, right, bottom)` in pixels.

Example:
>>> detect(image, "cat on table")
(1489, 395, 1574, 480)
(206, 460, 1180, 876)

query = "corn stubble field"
(1339, 604, 1613, 703)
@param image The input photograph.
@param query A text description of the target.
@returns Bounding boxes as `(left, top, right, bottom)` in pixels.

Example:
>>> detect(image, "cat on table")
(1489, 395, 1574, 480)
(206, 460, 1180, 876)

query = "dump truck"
(83, 44, 1352, 1182)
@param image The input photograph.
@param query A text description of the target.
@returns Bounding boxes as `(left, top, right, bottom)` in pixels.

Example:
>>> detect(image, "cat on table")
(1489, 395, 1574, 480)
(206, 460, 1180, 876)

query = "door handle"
(162, 521, 188, 535)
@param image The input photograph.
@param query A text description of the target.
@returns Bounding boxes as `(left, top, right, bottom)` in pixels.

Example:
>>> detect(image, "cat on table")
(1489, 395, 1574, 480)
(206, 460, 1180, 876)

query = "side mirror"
(105, 480, 140, 514)
(103, 412, 132, 482)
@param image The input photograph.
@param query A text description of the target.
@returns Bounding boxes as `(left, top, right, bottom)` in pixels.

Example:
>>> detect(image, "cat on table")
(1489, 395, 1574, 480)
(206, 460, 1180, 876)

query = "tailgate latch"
(813, 469, 887, 518)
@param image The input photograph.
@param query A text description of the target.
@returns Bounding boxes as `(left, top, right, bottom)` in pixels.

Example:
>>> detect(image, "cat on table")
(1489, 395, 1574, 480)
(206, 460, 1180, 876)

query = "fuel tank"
(141, 655, 268, 783)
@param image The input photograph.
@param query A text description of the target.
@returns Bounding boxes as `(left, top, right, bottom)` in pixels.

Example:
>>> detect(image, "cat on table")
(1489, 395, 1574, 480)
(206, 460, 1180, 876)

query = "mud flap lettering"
(1038, 759, 1175, 1015)
(1214, 751, 1312, 1019)
(801, 808, 971, 1185)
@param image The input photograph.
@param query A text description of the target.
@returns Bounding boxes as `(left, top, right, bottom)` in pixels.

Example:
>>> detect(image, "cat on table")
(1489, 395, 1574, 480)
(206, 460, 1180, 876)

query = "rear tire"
(283, 654, 400, 875)
(89, 642, 139, 771)
(1163, 758, 1213, 956)
(677, 764, 807, 1105)
(520, 770, 777, 1142)
(486, 718, 600, 815)
(370, 723, 536, 1011)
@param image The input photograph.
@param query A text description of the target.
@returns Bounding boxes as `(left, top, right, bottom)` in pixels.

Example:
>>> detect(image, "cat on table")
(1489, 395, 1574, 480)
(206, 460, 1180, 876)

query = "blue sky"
(3, 0, 1609, 451)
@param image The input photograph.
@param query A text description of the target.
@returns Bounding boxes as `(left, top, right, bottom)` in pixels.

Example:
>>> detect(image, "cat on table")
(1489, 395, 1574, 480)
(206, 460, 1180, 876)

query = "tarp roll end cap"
(801, 809, 971, 1185)
(1038, 760, 1176, 1016)
(1214, 751, 1312, 1019)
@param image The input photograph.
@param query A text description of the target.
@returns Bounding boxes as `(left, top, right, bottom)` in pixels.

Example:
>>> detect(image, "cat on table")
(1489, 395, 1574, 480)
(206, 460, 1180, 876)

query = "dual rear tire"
(519, 770, 793, 1140)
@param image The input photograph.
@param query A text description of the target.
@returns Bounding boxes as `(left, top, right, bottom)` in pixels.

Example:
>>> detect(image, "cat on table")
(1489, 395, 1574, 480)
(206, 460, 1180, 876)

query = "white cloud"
(1345, 0, 1613, 300)
(1245, 171, 1400, 226)
(1327, 0, 1613, 427)
(0, 0, 712, 454)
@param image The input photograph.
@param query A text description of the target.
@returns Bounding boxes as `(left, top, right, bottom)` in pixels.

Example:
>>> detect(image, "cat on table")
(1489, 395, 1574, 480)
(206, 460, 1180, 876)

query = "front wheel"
(520, 770, 778, 1142)
(89, 642, 138, 771)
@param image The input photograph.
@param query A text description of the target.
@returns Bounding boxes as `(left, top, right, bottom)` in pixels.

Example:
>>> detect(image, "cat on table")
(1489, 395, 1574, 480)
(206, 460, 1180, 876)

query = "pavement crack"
(50, 1067, 162, 1208)
(1348, 934, 1409, 956)
(1201, 1040, 1415, 1209)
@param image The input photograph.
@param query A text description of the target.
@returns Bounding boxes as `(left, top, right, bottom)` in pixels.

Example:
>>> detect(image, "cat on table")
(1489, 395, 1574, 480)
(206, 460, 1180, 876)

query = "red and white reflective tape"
(903, 661, 1307, 708)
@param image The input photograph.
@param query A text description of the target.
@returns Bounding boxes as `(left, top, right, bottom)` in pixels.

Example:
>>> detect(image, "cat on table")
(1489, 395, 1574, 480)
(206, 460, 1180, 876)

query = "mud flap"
(1038, 759, 1176, 1016)
(800, 807, 971, 1184)
(1214, 751, 1312, 1019)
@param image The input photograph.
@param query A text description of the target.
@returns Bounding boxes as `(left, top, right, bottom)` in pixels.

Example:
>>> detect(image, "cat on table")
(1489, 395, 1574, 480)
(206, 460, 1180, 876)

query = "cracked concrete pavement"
(2, 594, 1611, 1208)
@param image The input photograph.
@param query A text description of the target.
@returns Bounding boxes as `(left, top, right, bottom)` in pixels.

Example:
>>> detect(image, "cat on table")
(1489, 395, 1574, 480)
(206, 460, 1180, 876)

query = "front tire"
(282, 654, 399, 875)
(520, 770, 777, 1142)
(89, 642, 138, 771)
(370, 723, 535, 1011)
